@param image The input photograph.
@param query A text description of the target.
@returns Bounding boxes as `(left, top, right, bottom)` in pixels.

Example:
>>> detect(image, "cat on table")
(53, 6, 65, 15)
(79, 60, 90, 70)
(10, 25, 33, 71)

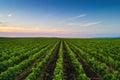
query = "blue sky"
(0, 0, 120, 37)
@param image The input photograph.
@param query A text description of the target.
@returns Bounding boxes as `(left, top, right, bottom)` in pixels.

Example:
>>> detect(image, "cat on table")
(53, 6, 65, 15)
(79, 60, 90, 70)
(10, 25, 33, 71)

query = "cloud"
(0, 22, 3, 24)
(76, 14, 87, 18)
(0, 13, 12, 17)
(68, 21, 102, 27)
(60, 14, 87, 23)
(0, 21, 5, 24)
(0, 14, 3, 17)
(8, 13, 12, 17)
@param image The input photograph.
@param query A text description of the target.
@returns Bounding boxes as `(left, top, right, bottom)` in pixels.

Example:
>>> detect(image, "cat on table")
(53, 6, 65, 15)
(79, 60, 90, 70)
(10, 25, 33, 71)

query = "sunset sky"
(0, 0, 120, 38)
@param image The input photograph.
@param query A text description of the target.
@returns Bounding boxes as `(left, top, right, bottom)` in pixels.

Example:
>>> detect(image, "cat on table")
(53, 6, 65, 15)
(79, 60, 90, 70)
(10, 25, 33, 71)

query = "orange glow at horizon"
(0, 26, 70, 34)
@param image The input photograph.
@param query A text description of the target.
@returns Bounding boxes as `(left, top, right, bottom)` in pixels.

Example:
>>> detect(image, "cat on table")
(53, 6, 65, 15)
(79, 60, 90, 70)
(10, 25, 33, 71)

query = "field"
(0, 38, 120, 80)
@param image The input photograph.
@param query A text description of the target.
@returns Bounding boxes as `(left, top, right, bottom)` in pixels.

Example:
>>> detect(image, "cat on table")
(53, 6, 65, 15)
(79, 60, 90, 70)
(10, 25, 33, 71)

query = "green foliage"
(0, 38, 59, 80)
(65, 39, 120, 80)
(65, 42, 90, 80)
(25, 42, 59, 80)
(0, 38, 119, 80)
(53, 42, 64, 80)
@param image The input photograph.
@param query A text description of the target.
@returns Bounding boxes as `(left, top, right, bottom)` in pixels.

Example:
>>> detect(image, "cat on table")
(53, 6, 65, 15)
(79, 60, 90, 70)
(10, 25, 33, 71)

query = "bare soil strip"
(80, 47, 115, 73)
(70, 45, 103, 80)
(14, 45, 52, 80)
(1, 44, 49, 74)
(41, 42, 60, 80)
(63, 42, 77, 80)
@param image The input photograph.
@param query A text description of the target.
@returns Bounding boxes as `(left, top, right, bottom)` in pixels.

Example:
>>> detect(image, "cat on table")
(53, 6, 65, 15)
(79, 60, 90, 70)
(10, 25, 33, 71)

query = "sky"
(0, 0, 120, 38)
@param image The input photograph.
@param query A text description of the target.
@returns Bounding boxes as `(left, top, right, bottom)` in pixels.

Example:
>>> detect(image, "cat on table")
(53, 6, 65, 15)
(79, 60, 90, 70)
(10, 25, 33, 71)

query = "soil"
(41, 42, 60, 80)
(14, 44, 51, 80)
(63, 42, 77, 80)
(70, 45, 103, 80)
(80, 47, 115, 73)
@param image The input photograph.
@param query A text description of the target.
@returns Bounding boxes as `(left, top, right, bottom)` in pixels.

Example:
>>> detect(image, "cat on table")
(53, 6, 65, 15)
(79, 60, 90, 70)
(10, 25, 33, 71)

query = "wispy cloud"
(0, 14, 3, 17)
(0, 22, 2, 24)
(76, 14, 87, 18)
(0, 13, 13, 17)
(8, 13, 12, 17)
(0, 21, 5, 24)
(0, 21, 3, 24)
(60, 14, 87, 23)
(68, 21, 102, 27)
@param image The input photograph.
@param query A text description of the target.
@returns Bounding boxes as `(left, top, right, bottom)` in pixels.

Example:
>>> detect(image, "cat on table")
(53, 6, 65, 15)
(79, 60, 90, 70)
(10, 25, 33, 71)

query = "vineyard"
(0, 38, 120, 80)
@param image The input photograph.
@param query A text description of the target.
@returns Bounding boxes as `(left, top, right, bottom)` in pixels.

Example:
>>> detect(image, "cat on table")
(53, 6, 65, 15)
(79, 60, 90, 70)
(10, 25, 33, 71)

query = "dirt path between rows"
(14, 44, 52, 80)
(40, 42, 60, 80)
(63, 42, 77, 80)
(70, 45, 103, 80)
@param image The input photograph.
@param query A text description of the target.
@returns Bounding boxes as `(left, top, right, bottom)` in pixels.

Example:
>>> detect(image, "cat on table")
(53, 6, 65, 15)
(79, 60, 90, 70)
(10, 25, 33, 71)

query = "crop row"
(0, 41, 57, 80)
(66, 40, 119, 80)
(25, 41, 59, 80)
(0, 38, 119, 80)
